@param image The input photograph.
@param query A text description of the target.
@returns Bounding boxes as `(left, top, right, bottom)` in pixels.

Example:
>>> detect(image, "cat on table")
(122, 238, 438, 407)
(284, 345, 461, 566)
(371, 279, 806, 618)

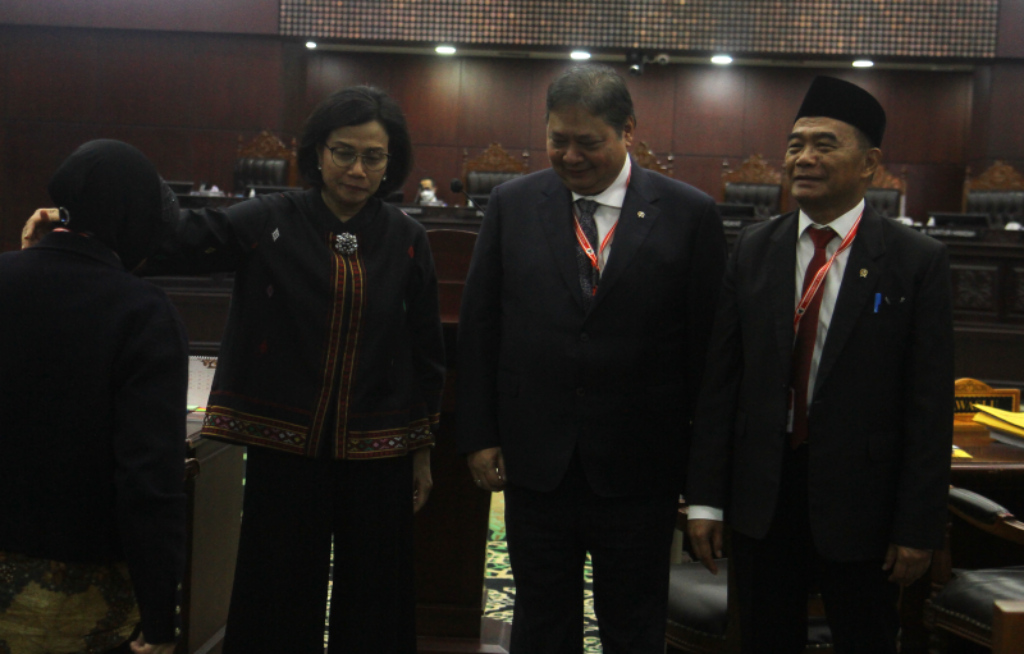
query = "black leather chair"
(865, 187, 902, 219)
(462, 143, 527, 208)
(666, 508, 833, 653)
(723, 182, 781, 220)
(721, 155, 784, 220)
(234, 131, 300, 195)
(962, 161, 1024, 228)
(966, 190, 1024, 228)
(924, 486, 1024, 650)
(465, 170, 522, 208)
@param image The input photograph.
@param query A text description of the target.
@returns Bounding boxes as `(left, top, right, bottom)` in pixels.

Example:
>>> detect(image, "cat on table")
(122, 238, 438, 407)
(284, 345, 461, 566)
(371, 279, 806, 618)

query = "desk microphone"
(450, 178, 485, 216)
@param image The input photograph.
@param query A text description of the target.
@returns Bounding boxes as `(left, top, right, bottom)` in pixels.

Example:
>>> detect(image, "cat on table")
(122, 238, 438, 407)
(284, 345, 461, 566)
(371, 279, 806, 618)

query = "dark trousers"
(503, 452, 678, 654)
(731, 445, 900, 654)
(222, 447, 416, 654)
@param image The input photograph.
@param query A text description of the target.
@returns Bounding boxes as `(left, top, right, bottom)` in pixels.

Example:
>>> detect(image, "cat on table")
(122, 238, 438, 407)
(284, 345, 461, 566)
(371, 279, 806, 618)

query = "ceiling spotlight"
(305, 41, 317, 49)
(853, 59, 874, 68)
(711, 54, 733, 65)
(436, 45, 457, 55)
(571, 50, 592, 61)
(626, 50, 645, 76)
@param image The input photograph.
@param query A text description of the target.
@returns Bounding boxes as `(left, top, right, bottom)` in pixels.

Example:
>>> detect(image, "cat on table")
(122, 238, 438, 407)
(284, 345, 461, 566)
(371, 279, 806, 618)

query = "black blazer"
(457, 163, 727, 497)
(687, 206, 954, 560)
(0, 233, 188, 642)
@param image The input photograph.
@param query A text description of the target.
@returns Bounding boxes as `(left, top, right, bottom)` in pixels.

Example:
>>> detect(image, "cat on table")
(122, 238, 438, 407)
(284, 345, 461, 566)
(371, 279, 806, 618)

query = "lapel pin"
(637, 211, 646, 219)
(859, 268, 868, 278)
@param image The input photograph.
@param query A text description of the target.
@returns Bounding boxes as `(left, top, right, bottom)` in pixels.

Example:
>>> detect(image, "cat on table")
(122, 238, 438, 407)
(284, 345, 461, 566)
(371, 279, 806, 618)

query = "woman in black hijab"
(0, 140, 188, 654)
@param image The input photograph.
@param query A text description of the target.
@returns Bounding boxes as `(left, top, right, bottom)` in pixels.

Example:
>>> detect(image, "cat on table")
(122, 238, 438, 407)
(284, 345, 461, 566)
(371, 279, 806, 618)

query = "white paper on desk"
(188, 356, 218, 409)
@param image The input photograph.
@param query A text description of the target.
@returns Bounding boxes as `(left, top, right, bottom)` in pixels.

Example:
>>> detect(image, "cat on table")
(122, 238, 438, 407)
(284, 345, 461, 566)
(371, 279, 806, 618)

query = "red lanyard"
(572, 171, 630, 279)
(792, 212, 862, 334)
(572, 216, 617, 274)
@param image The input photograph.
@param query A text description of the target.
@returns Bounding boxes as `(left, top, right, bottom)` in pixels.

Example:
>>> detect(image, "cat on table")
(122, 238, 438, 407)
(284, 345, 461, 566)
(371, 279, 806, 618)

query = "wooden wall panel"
(189, 38, 287, 131)
(304, 52, 396, 115)
(984, 63, 1024, 163)
(673, 67, 746, 158)
(884, 71, 971, 165)
(6, 29, 98, 123)
(0, 0, 278, 35)
(456, 58, 534, 151)
(389, 57, 462, 147)
(95, 33, 196, 129)
(623, 64, 675, 152)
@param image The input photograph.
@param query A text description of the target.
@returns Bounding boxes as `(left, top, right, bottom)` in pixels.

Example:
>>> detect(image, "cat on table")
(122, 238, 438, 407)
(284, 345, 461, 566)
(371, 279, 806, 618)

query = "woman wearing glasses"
(143, 86, 443, 652)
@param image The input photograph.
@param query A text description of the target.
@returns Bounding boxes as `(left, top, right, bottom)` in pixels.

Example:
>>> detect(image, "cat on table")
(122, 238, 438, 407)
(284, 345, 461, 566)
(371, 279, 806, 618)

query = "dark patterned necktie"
(790, 226, 837, 448)
(574, 198, 600, 306)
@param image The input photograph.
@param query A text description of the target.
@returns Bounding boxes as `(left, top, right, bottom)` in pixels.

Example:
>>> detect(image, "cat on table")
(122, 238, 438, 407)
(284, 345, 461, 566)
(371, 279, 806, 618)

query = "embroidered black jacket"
(147, 190, 445, 459)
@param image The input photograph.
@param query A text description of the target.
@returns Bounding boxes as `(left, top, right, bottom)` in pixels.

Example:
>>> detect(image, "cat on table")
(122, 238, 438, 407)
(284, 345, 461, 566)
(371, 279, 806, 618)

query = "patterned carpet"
(483, 492, 603, 653)
(324, 491, 603, 651)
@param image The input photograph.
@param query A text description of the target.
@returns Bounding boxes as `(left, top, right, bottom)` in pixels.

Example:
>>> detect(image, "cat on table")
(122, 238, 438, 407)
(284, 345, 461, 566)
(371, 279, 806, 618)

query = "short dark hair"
(298, 86, 412, 197)
(545, 64, 636, 134)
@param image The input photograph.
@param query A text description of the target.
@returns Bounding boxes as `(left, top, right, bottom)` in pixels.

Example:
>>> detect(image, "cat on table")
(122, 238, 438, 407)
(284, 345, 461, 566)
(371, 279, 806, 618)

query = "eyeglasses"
(325, 146, 390, 172)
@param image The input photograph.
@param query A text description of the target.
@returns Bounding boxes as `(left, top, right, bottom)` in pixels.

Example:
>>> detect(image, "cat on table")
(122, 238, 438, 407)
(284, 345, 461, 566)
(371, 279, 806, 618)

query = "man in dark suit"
(686, 77, 954, 653)
(457, 64, 726, 653)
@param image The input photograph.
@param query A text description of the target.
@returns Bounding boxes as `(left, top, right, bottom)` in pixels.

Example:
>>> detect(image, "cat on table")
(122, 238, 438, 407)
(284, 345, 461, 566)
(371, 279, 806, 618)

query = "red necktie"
(790, 227, 837, 448)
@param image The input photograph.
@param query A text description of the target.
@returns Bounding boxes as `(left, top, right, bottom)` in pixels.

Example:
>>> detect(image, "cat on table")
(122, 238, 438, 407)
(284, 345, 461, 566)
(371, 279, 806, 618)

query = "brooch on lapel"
(334, 233, 358, 256)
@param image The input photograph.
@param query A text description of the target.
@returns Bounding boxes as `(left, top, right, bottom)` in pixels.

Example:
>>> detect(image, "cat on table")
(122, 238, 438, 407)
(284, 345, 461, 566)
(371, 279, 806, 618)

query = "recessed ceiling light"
(853, 59, 874, 68)
(711, 54, 733, 65)
(571, 50, 591, 60)
(436, 45, 457, 55)
(305, 41, 317, 49)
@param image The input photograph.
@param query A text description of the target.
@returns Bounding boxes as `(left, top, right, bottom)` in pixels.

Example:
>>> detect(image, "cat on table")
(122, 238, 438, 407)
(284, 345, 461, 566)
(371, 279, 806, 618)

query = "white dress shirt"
(688, 201, 864, 523)
(572, 157, 631, 271)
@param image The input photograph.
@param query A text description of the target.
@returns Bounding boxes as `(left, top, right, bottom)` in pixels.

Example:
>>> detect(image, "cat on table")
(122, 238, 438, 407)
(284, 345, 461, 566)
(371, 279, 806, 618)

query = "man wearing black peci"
(687, 76, 955, 653)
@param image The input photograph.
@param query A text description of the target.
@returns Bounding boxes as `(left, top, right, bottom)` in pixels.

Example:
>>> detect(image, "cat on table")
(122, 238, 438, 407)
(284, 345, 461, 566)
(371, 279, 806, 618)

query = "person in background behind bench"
(687, 76, 955, 654)
(1, 140, 188, 654)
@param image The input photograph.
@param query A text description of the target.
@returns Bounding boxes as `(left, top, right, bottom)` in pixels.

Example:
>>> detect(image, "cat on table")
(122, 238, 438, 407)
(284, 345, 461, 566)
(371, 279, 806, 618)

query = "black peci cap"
(795, 76, 886, 147)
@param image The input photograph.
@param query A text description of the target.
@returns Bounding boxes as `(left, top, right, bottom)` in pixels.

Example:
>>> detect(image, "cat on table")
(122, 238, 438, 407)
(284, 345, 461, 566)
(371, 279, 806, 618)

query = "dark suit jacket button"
(576, 387, 585, 397)
(580, 332, 589, 343)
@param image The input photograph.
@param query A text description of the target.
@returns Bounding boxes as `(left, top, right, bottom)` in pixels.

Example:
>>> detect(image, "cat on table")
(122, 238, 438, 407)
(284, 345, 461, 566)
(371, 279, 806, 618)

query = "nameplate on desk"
(922, 227, 984, 239)
(402, 206, 424, 215)
(956, 395, 1018, 414)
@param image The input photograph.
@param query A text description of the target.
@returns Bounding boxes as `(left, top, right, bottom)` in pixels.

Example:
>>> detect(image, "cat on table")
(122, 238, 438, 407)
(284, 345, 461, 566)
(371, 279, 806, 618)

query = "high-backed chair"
(963, 161, 1024, 228)
(722, 155, 783, 219)
(462, 143, 527, 208)
(666, 506, 833, 653)
(865, 163, 907, 219)
(924, 486, 1024, 650)
(634, 141, 671, 176)
(234, 131, 301, 195)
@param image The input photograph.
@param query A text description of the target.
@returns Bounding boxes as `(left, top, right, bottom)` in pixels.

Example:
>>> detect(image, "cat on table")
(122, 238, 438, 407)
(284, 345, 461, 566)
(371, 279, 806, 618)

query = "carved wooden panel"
(462, 143, 527, 176)
(634, 141, 669, 175)
(871, 163, 907, 192)
(722, 154, 782, 186)
(950, 264, 999, 313)
(966, 161, 1024, 192)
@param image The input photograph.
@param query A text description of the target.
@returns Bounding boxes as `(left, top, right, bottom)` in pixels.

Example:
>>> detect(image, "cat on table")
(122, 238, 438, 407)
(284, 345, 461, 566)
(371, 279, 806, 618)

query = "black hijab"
(47, 139, 178, 271)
